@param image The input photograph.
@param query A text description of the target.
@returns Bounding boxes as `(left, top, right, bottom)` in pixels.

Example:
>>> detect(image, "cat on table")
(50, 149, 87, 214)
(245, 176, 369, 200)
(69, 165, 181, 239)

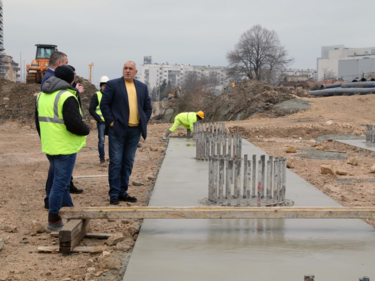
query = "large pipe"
(325, 83, 342, 89)
(341, 82, 375, 88)
(309, 87, 375, 96)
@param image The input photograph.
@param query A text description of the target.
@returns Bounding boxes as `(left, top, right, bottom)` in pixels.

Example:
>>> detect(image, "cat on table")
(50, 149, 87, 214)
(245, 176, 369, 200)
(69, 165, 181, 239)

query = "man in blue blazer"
(101, 61, 152, 205)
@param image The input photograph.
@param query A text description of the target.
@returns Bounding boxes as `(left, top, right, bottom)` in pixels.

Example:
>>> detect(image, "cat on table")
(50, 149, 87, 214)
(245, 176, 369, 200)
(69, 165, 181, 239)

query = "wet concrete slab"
(124, 138, 375, 281)
(337, 139, 375, 152)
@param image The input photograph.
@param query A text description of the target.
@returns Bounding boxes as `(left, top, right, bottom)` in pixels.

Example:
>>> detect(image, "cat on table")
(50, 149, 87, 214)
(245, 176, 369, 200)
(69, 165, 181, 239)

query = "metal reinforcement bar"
(208, 154, 286, 206)
(195, 121, 243, 161)
(60, 206, 375, 220)
(366, 124, 375, 143)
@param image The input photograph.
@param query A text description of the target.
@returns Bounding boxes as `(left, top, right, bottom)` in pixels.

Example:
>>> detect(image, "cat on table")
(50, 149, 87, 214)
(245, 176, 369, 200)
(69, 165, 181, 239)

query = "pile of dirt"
(0, 76, 99, 126)
(202, 80, 298, 121)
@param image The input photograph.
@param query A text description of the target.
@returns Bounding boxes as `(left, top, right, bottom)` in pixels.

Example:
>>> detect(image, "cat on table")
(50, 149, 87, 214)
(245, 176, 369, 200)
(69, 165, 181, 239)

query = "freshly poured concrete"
(337, 139, 375, 152)
(124, 138, 375, 281)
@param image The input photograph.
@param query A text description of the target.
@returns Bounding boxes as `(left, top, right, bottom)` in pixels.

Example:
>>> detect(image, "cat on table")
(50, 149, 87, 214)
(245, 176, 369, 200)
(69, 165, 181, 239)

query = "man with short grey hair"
(41, 51, 68, 89)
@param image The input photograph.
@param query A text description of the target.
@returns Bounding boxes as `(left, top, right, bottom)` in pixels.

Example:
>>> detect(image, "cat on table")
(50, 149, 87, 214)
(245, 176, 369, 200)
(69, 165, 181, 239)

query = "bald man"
(100, 61, 152, 205)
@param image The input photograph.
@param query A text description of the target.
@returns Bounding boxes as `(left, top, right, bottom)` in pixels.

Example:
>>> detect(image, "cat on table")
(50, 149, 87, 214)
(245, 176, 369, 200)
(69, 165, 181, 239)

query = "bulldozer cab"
(35, 44, 57, 60)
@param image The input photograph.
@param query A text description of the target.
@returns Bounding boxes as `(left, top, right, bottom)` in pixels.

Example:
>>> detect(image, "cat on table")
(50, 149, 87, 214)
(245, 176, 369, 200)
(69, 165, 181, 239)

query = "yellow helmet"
(197, 111, 204, 119)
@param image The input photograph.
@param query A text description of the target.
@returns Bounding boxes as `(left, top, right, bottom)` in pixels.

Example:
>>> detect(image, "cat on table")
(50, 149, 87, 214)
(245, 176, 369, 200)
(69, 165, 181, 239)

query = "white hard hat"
(99, 76, 109, 85)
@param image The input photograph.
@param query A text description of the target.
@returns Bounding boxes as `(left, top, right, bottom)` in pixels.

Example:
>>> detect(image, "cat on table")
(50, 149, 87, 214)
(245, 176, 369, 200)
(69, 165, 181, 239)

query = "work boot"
(119, 194, 137, 203)
(187, 129, 191, 138)
(110, 196, 119, 205)
(70, 182, 83, 194)
(162, 130, 172, 140)
(100, 157, 106, 167)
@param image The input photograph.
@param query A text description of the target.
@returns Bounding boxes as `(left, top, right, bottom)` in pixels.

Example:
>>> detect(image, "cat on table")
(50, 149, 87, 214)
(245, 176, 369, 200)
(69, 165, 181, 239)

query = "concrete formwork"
(123, 138, 375, 281)
(337, 139, 375, 152)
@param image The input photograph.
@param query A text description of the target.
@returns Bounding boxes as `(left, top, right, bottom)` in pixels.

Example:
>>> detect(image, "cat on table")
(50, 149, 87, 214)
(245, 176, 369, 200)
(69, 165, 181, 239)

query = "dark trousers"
(46, 154, 75, 214)
(44, 158, 74, 207)
(97, 122, 106, 158)
(108, 126, 141, 197)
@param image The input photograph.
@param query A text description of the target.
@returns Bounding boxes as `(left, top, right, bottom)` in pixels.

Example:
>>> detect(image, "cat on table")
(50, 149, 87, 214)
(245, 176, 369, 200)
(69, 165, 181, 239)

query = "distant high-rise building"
(0, 1, 20, 82)
(135, 59, 230, 99)
(0, 0, 5, 79)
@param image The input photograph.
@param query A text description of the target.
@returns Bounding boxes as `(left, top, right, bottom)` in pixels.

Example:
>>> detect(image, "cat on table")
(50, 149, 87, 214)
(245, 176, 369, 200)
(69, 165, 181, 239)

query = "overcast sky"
(4, 0, 375, 86)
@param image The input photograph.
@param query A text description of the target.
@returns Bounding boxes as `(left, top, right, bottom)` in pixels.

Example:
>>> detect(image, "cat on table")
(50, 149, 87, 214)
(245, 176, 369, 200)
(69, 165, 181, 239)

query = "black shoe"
(70, 185, 83, 194)
(44, 202, 49, 210)
(110, 196, 119, 205)
(119, 194, 137, 203)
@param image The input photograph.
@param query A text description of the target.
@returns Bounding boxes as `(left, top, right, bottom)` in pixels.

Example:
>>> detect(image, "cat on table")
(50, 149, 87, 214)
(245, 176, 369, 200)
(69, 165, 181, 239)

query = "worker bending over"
(163, 111, 204, 140)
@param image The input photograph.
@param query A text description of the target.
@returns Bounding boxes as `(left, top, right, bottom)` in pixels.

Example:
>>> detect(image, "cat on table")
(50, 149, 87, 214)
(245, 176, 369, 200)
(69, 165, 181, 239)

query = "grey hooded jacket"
(35, 76, 90, 137)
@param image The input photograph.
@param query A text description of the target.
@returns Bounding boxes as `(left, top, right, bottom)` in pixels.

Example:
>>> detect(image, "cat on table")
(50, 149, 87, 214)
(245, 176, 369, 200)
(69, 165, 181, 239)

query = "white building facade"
(280, 68, 317, 81)
(317, 45, 375, 81)
(135, 62, 230, 93)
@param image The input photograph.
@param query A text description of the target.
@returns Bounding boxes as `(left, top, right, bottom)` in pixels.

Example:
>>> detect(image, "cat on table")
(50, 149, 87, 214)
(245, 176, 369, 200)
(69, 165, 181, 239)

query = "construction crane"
(88, 62, 94, 83)
(26, 44, 58, 84)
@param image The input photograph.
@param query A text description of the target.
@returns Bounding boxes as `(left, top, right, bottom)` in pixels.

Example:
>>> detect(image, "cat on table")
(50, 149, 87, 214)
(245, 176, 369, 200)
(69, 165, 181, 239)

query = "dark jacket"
(100, 78, 152, 139)
(41, 68, 55, 90)
(35, 76, 90, 137)
(89, 91, 103, 123)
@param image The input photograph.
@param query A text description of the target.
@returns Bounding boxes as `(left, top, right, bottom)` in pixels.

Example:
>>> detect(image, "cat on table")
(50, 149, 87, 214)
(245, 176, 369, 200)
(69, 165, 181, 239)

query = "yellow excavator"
(26, 44, 58, 84)
(168, 86, 182, 100)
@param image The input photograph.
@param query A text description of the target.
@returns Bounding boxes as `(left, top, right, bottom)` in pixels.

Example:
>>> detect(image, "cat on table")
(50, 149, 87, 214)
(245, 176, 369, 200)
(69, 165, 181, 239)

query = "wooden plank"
(59, 219, 90, 254)
(38, 245, 93, 253)
(60, 206, 375, 220)
(51, 232, 113, 239)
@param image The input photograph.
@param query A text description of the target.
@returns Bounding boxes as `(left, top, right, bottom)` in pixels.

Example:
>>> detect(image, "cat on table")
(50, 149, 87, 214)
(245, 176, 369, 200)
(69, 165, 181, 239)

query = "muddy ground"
(1, 91, 375, 280)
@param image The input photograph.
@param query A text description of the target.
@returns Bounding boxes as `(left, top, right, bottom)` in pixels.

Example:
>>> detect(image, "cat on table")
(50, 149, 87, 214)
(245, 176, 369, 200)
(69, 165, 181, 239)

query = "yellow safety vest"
(95, 91, 105, 121)
(37, 89, 86, 155)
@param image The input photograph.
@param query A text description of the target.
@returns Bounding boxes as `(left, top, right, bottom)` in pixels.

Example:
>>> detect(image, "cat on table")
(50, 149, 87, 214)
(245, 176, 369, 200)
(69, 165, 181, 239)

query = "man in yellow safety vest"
(35, 65, 90, 231)
(89, 76, 109, 166)
(162, 111, 204, 140)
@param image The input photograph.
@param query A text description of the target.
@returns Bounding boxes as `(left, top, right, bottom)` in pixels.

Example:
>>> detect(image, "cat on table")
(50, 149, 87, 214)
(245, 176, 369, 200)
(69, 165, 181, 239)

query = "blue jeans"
(97, 122, 106, 158)
(108, 126, 141, 197)
(46, 154, 76, 214)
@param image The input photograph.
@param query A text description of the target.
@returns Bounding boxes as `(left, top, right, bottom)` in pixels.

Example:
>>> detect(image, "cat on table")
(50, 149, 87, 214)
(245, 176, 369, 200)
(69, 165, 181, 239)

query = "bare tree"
(227, 25, 293, 83)
(322, 68, 337, 81)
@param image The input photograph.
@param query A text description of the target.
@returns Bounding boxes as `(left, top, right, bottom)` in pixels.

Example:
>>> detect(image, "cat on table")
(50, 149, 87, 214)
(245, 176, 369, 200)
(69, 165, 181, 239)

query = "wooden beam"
(59, 219, 90, 254)
(51, 232, 113, 239)
(60, 206, 375, 220)
(38, 245, 93, 253)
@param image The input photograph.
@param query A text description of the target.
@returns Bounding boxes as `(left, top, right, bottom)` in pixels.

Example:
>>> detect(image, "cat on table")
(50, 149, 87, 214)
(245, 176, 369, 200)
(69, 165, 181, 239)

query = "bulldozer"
(26, 44, 58, 84)
(167, 86, 182, 100)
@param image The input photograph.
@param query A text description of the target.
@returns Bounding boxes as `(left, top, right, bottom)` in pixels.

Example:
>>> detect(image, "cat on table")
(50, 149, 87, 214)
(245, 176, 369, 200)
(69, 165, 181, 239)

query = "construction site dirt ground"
(1, 94, 375, 281)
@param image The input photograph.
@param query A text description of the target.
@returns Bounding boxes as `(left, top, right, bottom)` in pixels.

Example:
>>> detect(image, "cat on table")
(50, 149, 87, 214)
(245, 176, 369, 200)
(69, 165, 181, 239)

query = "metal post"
(273, 157, 279, 205)
(228, 158, 234, 205)
(225, 155, 230, 201)
(219, 155, 224, 202)
(281, 158, 287, 201)
(266, 159, 271, 206)
(243, 154, 248, 198)
(252, 155, 256, 198)
(246, 158, 251, 206)
(238, 133, 242, 160)
(213, 156, 218, 202)
(208, 156, 213, 202)
(257, 159, 261, 207)
(211, 134, 215, 157)
(228, 133, 232, 158)
(233, 134, 237, 160)
(260, 155, 265, 198)
(235, 157, 241, 205)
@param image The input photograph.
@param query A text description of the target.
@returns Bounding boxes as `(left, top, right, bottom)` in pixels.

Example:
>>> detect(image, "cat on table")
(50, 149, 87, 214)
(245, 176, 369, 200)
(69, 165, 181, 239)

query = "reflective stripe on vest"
(37, 90, 66, 124)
